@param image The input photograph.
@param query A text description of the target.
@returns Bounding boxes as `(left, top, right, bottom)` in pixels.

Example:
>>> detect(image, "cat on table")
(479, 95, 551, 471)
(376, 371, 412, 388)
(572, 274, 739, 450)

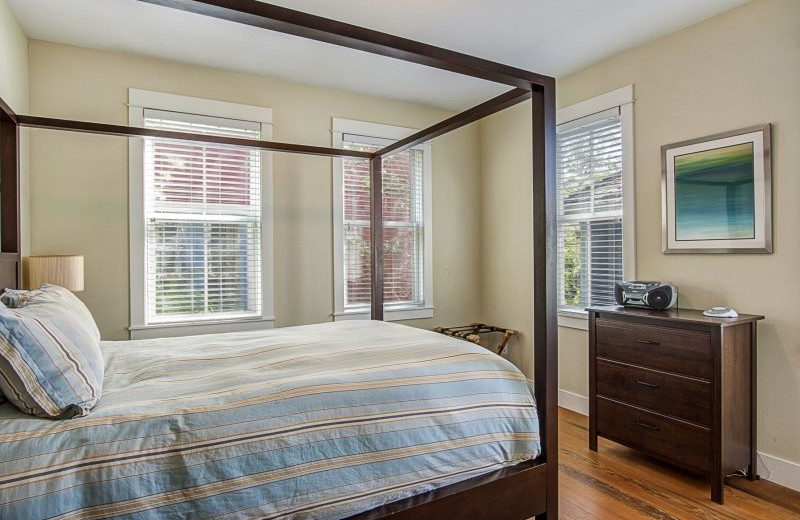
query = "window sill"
(129, 316, 276, 340)
(333, 306, 434, 322)
(558, 311, 589, 331)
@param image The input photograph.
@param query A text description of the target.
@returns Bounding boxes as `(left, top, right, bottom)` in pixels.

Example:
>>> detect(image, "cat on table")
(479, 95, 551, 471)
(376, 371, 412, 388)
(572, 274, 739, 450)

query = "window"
(129, 90, 274, 338)
(556, 86, 635, 327)
(332, 119, 433, 321)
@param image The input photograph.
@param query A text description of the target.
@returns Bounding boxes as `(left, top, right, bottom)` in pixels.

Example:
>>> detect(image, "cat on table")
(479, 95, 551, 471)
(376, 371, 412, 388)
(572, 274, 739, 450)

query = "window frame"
(128, 89, 275, 339)
(331, 118, 433, 321)
(556, 85, 636, 330)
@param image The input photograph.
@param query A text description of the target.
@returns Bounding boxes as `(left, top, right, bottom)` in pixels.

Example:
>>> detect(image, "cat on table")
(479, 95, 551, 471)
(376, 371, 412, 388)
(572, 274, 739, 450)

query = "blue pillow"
(2, 285, 101, 341)
(0, 303, 104, 419)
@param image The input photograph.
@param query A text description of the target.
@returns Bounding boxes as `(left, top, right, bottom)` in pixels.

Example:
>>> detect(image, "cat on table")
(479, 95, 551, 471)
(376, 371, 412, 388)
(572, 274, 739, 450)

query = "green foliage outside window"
(562, 226, 582, 307)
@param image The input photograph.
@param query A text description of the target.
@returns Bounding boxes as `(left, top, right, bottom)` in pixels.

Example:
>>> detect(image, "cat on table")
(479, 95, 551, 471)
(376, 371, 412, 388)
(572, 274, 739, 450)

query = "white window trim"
(331, 118, 433, 322)
(556, 85, 636, 331)
(128, 89, 275, 339)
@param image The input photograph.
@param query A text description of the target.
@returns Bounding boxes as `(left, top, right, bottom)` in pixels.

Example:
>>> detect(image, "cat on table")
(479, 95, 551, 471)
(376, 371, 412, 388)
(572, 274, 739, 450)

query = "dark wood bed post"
(532, 78, 559, 519)
(0, 97, 20, 290)
(369, 156, 384, 321)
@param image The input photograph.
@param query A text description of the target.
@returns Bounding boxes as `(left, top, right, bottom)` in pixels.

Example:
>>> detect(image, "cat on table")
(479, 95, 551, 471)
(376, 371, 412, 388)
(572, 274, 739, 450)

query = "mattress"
(0, 320, 540, 519)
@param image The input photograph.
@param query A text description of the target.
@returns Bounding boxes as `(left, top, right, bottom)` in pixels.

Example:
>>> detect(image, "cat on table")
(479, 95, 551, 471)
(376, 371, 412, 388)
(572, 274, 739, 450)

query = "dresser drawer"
(596, 360, 711, 426)
(595, 319, 712, 379)
(597, 397, 710, 474)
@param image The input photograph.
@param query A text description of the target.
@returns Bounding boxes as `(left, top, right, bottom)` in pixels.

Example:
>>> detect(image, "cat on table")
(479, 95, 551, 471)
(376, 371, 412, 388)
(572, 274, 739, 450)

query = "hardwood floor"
(558, 408, 800, 519)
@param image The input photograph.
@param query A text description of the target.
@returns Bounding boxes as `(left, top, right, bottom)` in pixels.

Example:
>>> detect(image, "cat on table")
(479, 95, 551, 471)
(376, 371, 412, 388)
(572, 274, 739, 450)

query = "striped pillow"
(0, 303, 104, 419)
(2, 285, 101, 341)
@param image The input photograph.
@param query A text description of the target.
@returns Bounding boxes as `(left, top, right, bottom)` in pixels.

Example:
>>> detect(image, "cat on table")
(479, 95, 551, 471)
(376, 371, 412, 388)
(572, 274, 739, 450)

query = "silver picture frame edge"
(661, 123, 772, 254)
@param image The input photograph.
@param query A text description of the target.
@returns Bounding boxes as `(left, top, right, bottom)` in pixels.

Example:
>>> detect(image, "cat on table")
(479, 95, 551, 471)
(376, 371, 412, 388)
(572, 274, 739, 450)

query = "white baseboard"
(554, 388, 800, 493)
(558, 389, 589, 416)
(757, 451, 800, 492)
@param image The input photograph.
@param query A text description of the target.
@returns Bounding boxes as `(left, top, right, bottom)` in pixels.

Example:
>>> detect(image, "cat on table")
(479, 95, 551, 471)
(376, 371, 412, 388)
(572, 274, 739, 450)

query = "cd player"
(614, 281, 677, 311)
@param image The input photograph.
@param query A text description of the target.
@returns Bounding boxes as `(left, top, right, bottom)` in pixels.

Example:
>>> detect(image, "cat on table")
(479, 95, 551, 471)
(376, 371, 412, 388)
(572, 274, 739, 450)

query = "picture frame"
(661, 123, 772, 253)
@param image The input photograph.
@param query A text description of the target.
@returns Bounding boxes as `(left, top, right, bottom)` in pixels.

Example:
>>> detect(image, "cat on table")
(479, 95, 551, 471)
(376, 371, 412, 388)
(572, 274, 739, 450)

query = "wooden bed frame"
(0, 1, 558, 518)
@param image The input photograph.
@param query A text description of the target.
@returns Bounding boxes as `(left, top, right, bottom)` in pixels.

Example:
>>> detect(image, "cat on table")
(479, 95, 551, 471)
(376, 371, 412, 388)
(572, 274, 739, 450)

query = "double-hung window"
(129, 90, 274, 338)
(556, 86, 635, 327)
(332, 119, 433, 321)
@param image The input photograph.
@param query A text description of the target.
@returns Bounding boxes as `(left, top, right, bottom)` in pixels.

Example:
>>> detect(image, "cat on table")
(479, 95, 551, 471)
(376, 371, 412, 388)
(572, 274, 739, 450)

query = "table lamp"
(27, 255, 84, 292)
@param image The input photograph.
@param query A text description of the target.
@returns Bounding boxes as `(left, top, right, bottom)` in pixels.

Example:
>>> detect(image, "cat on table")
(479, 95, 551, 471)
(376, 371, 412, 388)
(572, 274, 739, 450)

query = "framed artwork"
(661, 124, 772, 253)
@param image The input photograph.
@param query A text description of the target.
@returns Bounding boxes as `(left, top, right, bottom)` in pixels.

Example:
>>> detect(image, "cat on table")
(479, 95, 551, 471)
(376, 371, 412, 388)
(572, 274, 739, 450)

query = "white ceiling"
(8, 0, 750, 110)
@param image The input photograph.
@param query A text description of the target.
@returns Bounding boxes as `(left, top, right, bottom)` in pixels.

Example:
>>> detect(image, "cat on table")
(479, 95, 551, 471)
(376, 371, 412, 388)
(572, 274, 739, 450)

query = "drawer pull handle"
(635, 379, 660, 388)
(635, 421, 660, 431)
(635, 339, 660, 345)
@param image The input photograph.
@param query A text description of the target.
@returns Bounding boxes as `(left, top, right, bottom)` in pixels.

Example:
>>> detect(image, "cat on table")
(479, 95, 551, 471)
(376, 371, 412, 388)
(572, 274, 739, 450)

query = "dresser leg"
(748, 325, 758, 482)
(589, 398, 597, 451)
(711, 475, 724, 504)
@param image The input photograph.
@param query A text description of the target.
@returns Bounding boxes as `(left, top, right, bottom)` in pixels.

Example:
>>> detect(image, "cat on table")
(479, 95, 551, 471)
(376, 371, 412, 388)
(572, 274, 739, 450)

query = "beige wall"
(0, 0, 27, 112)
(27, 41, 482, 340)
(481, 0, 800, 467)
(479, 102, 534, 376)
(0, 0, 29, 257)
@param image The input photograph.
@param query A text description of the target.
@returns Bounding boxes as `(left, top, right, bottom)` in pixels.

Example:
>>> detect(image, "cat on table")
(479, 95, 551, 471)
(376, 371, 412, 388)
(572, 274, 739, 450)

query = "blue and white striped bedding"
(0, 320, 541, 519)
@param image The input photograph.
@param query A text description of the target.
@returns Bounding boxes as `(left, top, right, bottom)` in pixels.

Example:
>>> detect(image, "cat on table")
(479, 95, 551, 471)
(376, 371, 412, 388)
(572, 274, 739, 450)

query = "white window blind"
(556, 107, 624, 312)
(143, 109, 262, 323)
(341, 134, 425, 311)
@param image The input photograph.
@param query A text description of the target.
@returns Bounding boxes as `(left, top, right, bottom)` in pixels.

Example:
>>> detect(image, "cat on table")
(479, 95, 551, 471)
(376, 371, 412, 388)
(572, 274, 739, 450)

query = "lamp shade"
(27, 255, 85, 292)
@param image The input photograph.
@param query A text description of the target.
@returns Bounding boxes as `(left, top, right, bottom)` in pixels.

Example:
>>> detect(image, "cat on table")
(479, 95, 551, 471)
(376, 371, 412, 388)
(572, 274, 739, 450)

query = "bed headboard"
(0, 97, 20, 291)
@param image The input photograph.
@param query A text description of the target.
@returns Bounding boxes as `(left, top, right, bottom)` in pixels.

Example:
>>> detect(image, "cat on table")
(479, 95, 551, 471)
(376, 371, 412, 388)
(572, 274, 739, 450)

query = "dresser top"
(586, 306, 765, 327)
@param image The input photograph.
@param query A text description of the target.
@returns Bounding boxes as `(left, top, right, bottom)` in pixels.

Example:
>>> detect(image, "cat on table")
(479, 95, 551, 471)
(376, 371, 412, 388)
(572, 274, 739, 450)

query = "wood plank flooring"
(558, 408, 800, 519)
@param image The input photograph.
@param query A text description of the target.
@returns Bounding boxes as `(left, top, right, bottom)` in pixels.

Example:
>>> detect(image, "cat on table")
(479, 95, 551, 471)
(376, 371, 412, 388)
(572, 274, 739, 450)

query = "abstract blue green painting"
(662, 124, 772, 253)
(674, 142, 755, 241)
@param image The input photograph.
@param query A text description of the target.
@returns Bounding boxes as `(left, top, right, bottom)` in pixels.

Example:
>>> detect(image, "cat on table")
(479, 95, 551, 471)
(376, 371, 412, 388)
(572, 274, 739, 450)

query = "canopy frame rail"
(17, 115, 374, 159)
(375, 88, 531, 158)
(137, 0, 550, 90)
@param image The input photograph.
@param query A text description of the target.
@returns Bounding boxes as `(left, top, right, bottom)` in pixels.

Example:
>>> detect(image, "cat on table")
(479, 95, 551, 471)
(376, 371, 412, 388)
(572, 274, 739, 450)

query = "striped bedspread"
(0, 320, 541, 519)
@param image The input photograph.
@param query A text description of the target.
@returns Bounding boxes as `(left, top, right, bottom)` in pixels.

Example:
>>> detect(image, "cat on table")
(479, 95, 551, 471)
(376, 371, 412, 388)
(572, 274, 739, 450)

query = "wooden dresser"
(587, 306, 764, 503)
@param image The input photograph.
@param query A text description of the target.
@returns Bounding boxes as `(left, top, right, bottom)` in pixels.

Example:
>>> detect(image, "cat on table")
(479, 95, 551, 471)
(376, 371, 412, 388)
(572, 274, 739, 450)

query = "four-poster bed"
(0, 1, 557, 518)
